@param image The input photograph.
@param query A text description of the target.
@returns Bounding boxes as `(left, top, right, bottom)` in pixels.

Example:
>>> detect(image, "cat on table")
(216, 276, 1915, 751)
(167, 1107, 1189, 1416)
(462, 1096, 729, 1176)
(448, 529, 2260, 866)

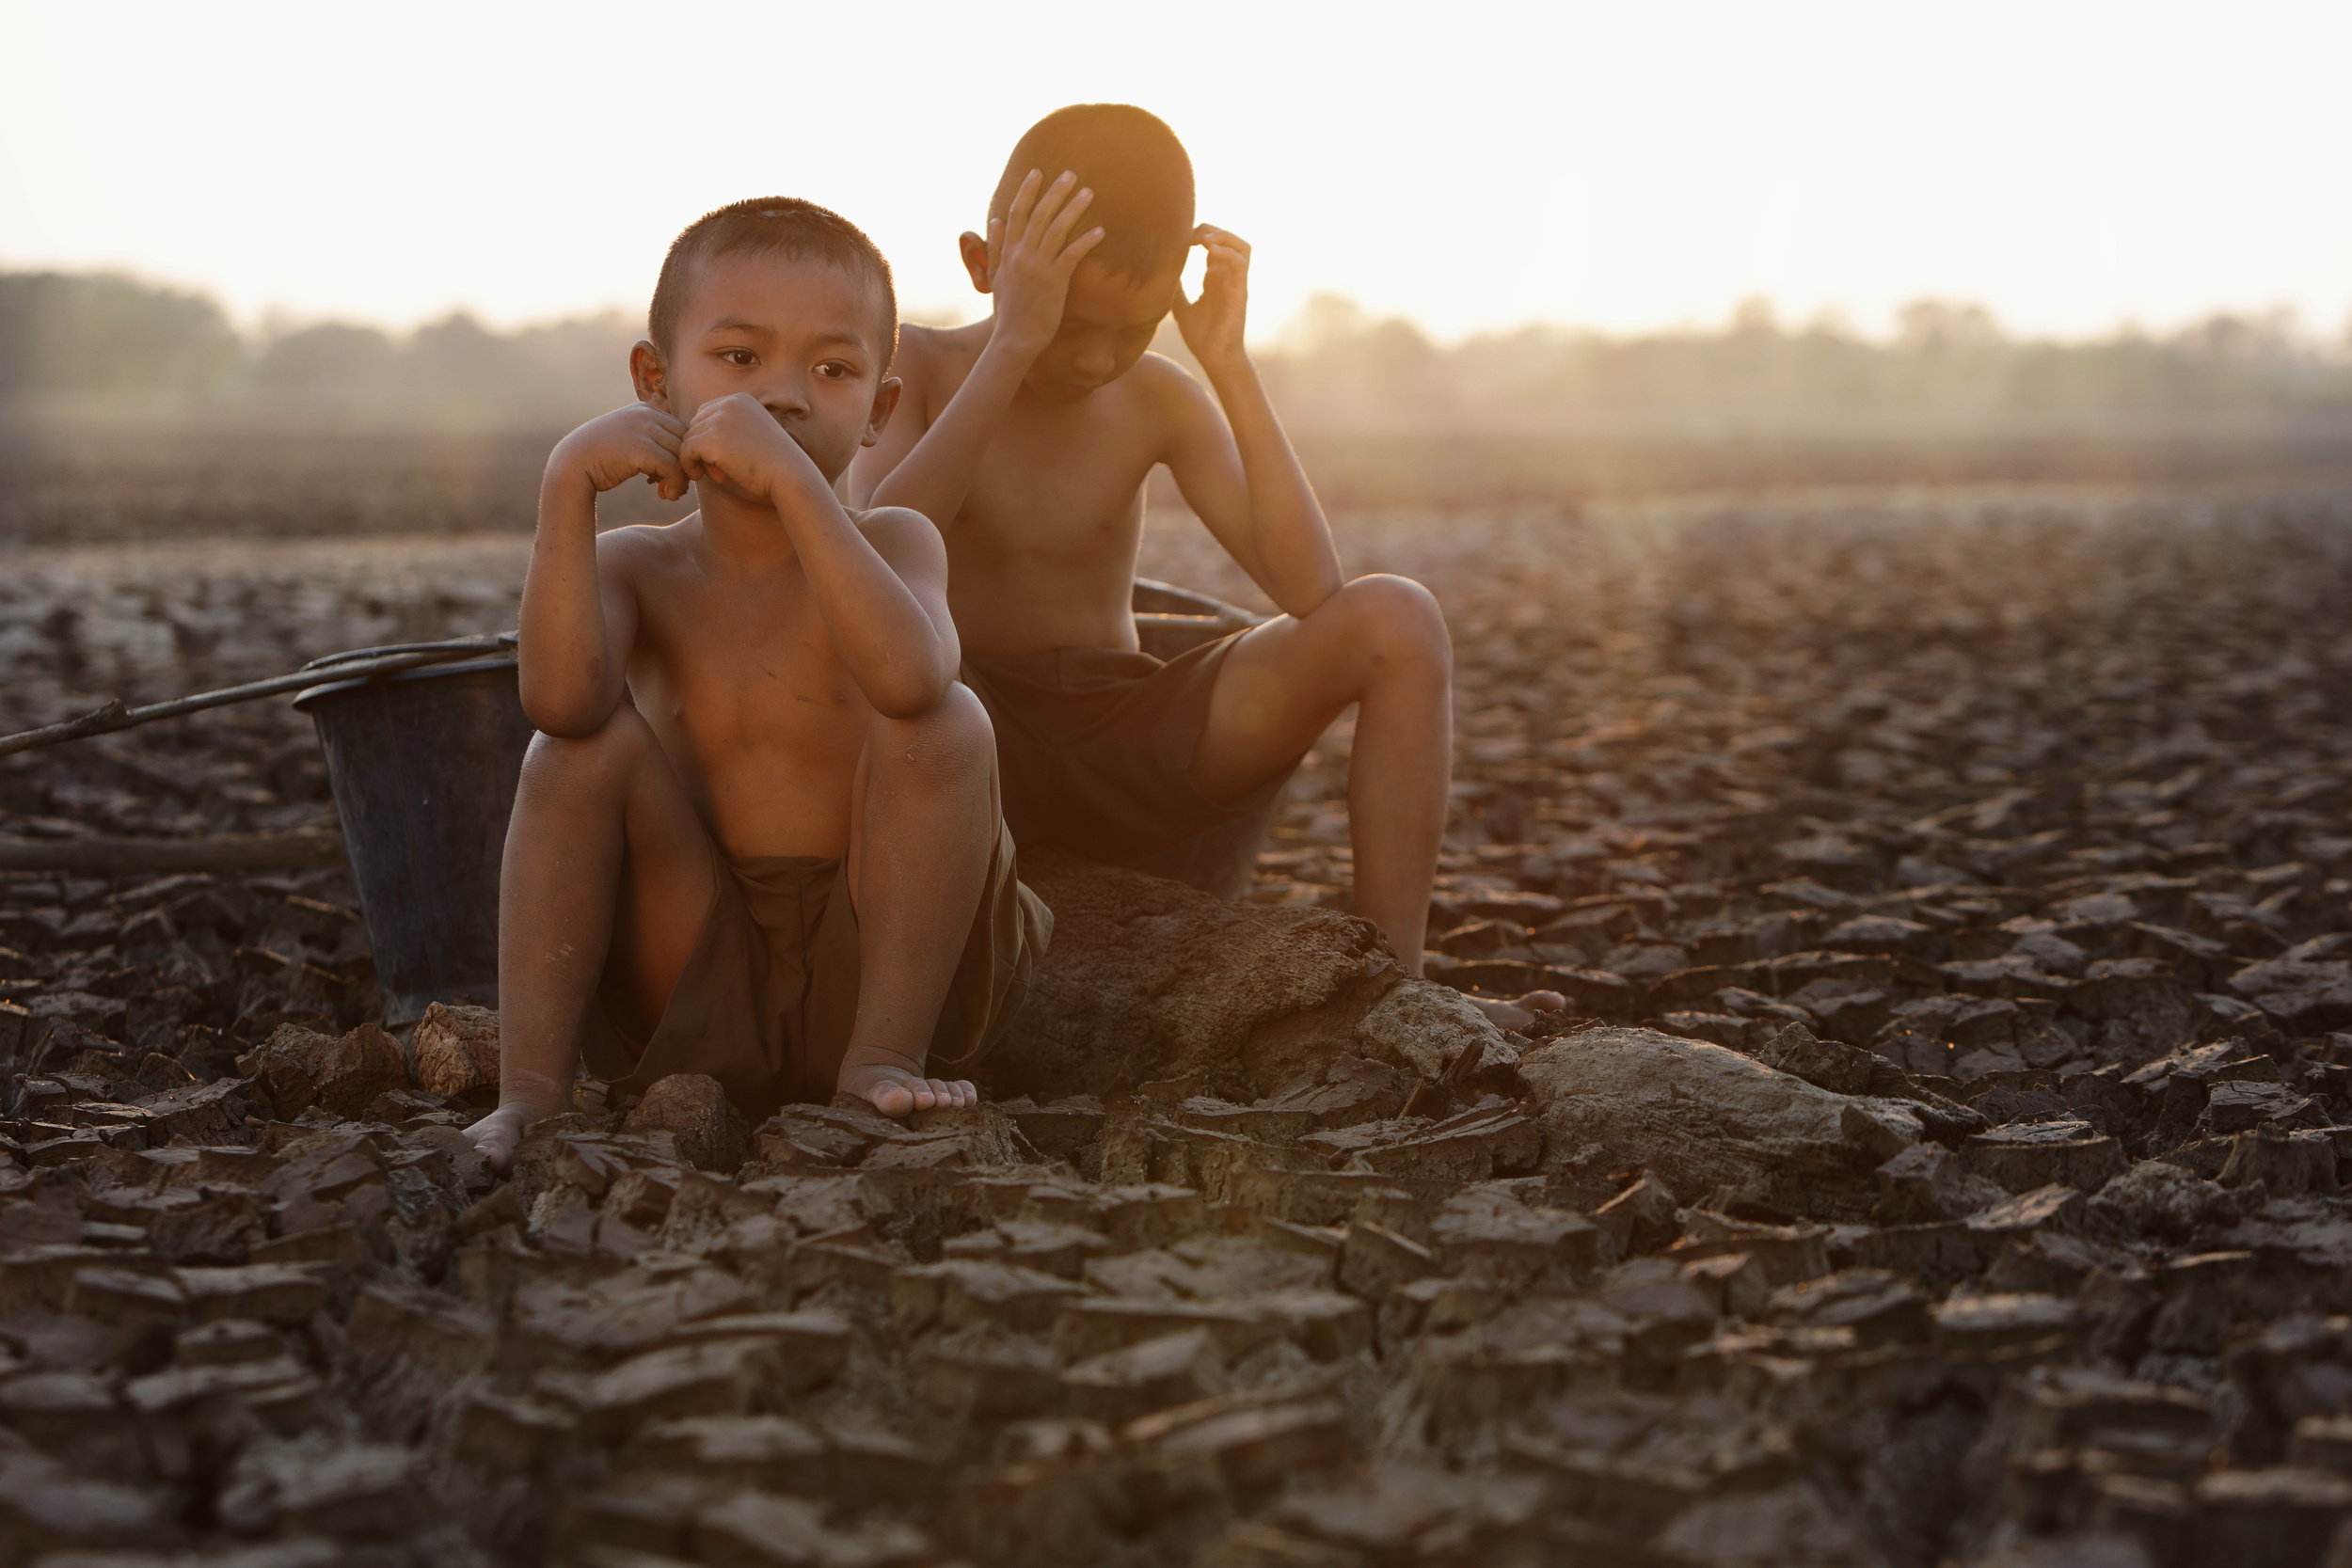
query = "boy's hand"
(1170, 225, 1252, 372)
(678, 392, 821, 503)
(982, 168, 1104, 359)
(552, 403, 690, 501)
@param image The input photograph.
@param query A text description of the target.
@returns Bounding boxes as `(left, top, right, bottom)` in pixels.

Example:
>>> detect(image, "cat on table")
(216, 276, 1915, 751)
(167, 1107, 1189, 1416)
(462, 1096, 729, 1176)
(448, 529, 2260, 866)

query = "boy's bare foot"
(1466, 990, 1568, 1032)
(463, 1104, 537, 1173)
(840, 1059, 980, 1118)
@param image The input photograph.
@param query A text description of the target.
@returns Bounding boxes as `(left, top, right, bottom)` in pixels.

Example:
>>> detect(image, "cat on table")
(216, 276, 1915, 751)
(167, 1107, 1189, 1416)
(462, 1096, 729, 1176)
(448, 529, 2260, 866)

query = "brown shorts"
(960, 630, 1299, 868)
(605, 816, 1051, 1119)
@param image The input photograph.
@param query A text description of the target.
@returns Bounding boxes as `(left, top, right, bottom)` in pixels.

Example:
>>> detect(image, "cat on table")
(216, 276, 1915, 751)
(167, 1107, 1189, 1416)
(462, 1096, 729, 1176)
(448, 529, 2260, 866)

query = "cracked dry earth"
(9, 486, 2352, 1566)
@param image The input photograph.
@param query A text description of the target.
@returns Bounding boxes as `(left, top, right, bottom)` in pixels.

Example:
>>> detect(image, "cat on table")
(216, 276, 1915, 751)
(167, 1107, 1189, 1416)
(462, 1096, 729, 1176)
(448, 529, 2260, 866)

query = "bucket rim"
(292, 652, 519, 711)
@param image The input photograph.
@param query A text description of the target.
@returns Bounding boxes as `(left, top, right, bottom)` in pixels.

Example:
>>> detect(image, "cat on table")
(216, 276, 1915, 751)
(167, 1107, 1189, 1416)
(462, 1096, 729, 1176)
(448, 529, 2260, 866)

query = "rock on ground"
(414, 1002, 501, 1098)
(1521, 1025, 1921, 1220)
(988, 851, 1501, 1103)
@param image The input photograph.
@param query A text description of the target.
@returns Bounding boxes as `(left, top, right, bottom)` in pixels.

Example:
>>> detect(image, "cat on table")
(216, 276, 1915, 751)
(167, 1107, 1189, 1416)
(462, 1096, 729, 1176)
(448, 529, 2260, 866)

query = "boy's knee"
(875, 683, 994, 789)
(1336, 574, 1451, 670)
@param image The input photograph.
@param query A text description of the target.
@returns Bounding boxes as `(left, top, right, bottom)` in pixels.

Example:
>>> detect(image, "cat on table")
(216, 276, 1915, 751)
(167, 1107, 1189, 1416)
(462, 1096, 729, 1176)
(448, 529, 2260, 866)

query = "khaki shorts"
(961, 630, 1299, 868)
(605, 816, 1051, 1118)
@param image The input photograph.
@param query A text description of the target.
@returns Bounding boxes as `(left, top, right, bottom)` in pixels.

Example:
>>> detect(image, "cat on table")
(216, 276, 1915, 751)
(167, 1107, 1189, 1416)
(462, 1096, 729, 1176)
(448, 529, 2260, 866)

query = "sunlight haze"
(4, 0, 2346, 344)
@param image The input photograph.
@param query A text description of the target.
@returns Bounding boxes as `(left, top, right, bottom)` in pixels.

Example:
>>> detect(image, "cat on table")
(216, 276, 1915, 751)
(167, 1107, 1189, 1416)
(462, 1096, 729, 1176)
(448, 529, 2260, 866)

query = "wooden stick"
(0, 833, 347, 874)
(0, 634, 515, 759)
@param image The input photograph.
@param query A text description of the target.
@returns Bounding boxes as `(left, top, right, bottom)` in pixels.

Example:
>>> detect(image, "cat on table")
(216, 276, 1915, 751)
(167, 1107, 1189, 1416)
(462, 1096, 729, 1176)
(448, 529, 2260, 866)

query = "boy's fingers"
(1022, 171, 1079, 245)
(1055, 227, 1106, 274)
(1038, 185, 1094, 250)
(644, 448, 687, 490)
(1003, 167, 1044, 242)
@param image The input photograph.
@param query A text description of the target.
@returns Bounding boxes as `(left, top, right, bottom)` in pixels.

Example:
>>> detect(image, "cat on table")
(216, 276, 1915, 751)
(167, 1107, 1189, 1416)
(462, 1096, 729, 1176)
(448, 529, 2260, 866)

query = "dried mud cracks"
(10, 854, 2352, 1568)
(13, 497, 2352, 1565)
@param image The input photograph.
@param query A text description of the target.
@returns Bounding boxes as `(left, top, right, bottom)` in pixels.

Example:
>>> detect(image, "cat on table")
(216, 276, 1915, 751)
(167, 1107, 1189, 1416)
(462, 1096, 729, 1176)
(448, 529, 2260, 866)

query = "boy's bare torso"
(893, 322, 1188, 658)
(602, 511, 899, 859)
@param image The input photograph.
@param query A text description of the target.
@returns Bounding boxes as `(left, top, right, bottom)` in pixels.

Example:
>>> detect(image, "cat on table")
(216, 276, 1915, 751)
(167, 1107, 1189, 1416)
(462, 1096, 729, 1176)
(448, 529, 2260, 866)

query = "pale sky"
(3, 0, 2347, 345)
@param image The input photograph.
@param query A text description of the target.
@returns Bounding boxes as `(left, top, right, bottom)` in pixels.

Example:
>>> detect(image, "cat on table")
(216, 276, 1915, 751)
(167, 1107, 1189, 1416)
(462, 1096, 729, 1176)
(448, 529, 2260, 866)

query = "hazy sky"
(4, 0, 2347, 344)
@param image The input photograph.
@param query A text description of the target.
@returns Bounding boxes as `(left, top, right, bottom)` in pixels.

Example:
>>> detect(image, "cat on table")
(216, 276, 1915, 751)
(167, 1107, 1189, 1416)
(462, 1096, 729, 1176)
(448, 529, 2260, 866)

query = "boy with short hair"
(467, 198, 1050, 1169)
(851, 105, 1557, 1024)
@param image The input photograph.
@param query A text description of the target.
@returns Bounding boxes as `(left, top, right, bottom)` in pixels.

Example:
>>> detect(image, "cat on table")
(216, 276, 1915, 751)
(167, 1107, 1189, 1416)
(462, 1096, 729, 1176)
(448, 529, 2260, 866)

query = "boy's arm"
(682, 399, 959, 713)
(519, 404, 689, 734)
(1160, 228, 1343, 619)
(859, 169, 1104, 526)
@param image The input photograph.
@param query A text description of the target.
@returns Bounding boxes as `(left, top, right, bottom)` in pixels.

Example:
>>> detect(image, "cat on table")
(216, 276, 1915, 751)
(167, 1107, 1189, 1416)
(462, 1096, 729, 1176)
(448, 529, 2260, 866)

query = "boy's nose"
(757, 374, 811, 420)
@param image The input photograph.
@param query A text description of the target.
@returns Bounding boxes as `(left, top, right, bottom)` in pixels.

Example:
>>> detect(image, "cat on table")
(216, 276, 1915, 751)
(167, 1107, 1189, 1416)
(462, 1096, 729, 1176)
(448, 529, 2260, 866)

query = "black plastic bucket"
(1129, 579, 1286, 900)
(294, 654, 532, 1026)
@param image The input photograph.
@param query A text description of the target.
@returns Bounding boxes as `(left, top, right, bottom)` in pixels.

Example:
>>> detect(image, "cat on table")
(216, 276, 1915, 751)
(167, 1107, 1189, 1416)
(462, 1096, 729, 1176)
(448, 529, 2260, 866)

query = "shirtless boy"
(468, 198, 1050, 1169)
(850, 104, 1557, 1023)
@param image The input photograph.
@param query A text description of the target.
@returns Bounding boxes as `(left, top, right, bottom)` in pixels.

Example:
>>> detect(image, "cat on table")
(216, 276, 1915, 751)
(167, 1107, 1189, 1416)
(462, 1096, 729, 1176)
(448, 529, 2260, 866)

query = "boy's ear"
(958, 231, 992, 293)
(629, 340, 670, 409)
(863, 375, 904, 447)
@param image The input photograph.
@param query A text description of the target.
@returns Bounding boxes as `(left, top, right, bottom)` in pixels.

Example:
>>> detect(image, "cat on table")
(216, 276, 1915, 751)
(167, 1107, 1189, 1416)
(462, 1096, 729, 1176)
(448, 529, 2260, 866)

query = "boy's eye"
(816, 361, 852, 379)
(720, 349, 756, 367)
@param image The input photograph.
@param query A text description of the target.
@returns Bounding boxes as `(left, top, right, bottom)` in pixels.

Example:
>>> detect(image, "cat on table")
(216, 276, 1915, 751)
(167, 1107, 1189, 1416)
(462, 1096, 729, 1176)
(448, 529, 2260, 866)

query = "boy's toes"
(462, 1111, 523, 1173)
(842, 1066, 921, 1118)
(1521, 990, 1567, 1013)
(839, 1065, 983, 1119)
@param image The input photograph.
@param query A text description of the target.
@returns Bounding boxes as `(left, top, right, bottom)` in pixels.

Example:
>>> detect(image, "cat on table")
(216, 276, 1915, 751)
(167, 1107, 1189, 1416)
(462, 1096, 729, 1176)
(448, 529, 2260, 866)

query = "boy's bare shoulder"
(893, 321, 987, 388)
(590, 516, 697, 578)
(1125, 351, 1224, 431)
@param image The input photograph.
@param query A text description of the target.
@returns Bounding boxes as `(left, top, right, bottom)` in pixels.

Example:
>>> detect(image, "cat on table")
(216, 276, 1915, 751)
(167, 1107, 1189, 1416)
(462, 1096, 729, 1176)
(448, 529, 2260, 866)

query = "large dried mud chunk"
(1519, 1026, 1921, 1222)
(241, 1021, 405, 1119)
(415, 1001, 501, 1097)
(624, 1074, 751, 1173)
(990, 852, 1493, 1100)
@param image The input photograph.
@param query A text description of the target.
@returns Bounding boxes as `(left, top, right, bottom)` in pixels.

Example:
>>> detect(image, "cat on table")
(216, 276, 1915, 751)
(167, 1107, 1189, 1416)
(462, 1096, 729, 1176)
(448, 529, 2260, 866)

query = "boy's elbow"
(519, 681, 615, 739)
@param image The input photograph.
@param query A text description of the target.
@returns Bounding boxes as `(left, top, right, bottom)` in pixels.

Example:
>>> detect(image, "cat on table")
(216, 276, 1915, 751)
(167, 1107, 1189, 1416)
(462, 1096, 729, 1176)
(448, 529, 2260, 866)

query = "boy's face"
(634, 250, 898, 483)
(1023, 255, 1185, 403)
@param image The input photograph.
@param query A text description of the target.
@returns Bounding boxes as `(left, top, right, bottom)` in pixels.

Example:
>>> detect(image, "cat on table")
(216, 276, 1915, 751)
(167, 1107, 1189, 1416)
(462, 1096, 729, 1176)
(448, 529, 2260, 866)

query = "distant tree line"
(3, 267, 2348, 436)
(1258, 295, 2352, 435)
(0, 271, 640, 427)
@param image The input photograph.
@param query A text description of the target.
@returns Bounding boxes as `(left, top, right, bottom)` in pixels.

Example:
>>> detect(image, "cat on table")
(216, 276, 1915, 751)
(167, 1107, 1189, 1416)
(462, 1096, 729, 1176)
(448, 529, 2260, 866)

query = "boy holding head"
(852, 104, 1558, 1024)
(467, 198, 1050, 1169)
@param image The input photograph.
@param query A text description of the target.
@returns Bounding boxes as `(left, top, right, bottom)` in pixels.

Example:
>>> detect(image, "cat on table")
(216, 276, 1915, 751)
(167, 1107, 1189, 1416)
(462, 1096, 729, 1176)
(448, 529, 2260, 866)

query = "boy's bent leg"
(467, 708, 717, 1167)
(839, 683, 997, 1117)
(1191, 576, 1565, 1024)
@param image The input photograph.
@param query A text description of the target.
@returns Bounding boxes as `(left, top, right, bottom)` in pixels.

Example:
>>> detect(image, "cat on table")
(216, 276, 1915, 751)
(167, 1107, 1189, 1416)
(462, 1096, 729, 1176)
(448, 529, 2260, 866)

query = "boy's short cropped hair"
(649, 197, 898, 366)
(990, 104, 1194, 282)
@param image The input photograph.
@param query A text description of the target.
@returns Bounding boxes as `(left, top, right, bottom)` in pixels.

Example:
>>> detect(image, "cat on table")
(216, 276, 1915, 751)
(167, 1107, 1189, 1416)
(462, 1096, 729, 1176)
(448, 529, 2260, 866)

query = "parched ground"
(7, 483, 2352, 1566)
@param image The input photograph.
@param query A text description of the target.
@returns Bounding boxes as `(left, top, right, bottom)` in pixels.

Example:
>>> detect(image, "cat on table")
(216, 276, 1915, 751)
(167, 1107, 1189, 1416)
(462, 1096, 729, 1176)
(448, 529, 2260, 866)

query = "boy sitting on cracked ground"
(467, 199, 1052, 1170)
(850, 103, 1562, 1029)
